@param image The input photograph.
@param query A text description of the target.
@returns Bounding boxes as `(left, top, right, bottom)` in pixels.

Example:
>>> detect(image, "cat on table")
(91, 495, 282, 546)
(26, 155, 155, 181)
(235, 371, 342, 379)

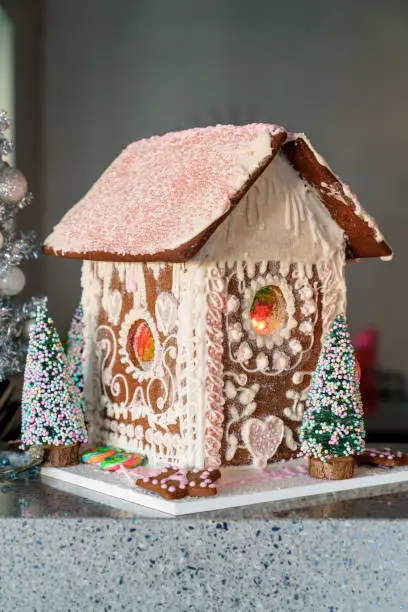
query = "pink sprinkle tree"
(21, 304, 87, 465)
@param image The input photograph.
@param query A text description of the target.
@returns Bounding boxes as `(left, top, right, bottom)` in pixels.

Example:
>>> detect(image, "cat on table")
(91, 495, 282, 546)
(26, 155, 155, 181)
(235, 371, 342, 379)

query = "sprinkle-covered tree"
(21, 303, 87, 466)
(300, 313, 365, 480)
(67, 304, 85, 416)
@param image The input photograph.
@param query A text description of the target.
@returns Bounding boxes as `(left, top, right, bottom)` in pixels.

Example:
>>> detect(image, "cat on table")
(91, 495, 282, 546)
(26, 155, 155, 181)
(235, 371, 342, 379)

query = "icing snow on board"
(41, 458, 408, 516)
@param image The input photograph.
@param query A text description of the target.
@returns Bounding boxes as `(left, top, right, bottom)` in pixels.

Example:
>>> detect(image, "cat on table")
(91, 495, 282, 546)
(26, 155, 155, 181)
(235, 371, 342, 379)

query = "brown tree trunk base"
(308, 456, 355, 480)
(44, 444, 80, 467)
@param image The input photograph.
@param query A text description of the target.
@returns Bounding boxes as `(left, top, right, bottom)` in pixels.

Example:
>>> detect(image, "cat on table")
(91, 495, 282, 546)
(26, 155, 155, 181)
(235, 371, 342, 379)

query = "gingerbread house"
(44, 124, 392, 469)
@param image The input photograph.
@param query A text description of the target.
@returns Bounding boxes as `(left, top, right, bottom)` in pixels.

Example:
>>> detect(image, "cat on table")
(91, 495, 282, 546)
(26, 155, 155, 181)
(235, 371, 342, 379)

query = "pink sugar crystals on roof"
(44, 123, 392, 262)
(45, 124, 285, 260)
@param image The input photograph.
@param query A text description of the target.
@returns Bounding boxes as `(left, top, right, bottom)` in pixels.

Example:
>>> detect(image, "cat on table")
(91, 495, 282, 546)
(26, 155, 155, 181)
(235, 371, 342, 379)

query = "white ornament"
(0, 168, 28, 205)
(0, 267, 25, 296)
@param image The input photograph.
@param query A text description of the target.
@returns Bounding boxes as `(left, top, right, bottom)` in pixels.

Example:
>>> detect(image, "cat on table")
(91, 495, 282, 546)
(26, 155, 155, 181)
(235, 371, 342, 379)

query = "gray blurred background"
(1, 1, 407, 399)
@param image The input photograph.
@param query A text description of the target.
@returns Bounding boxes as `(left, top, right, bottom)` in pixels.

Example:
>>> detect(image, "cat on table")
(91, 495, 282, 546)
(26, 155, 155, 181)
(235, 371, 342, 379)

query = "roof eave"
(282, 136, 393, 261)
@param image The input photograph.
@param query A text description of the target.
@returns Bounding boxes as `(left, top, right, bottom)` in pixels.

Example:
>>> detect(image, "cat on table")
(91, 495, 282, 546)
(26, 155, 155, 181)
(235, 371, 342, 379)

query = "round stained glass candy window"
(250, 286, 287, 336)
(131, 320, 155, 366)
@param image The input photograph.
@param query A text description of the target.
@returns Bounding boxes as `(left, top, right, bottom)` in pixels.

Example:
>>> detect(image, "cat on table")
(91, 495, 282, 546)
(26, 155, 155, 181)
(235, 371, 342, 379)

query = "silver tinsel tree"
(0, 110, 42, 381)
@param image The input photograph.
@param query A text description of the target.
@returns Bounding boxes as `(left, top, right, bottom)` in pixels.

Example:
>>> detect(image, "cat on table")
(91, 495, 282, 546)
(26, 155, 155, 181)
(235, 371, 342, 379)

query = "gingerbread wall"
(219, 261, 321, 466)
(82, 260, 214, 468)
(82, 261, 187, 465)
(218, 256, 346, 466)
(81, 249, 346, 469)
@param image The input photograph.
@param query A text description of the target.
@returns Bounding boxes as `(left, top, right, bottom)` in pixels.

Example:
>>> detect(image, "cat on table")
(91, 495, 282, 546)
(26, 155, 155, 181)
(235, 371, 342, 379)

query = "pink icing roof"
(45, 124, 285, 260)
(44, 123, 392, 261)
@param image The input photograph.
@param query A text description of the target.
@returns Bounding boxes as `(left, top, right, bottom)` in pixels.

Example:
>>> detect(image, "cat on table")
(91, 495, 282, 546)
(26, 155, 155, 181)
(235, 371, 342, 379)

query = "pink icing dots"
(168, 486, 176, 493)
(132, 467, 163, 479)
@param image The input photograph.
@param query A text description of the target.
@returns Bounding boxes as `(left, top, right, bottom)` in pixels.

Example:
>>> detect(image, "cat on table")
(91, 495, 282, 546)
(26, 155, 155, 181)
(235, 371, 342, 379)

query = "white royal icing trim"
(177, 263, 209, 468)
(204, 265, 227, 468)
(225, 261, 319, 377)
(196, 152, 345, 265)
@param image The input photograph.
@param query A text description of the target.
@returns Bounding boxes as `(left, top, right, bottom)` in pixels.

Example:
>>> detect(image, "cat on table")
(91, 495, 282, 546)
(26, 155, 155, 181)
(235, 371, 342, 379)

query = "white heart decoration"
(155, 292, 178, 335)
(241, 416, 285, 468)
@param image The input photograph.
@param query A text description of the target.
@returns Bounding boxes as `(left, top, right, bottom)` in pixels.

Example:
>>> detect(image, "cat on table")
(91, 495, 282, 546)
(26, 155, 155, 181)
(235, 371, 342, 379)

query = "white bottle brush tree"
(0, 110, 41, 380)
(21, 302, 87, 466)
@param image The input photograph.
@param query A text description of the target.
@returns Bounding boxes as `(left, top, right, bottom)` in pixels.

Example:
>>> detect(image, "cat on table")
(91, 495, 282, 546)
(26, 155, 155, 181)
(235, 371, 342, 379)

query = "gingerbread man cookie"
(356, 447, 408, 467)
(135, 467, 221, 499)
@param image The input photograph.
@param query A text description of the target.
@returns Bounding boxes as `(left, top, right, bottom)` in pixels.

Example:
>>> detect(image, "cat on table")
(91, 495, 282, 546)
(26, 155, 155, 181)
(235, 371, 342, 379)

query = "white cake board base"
(41, 459, 408, 516)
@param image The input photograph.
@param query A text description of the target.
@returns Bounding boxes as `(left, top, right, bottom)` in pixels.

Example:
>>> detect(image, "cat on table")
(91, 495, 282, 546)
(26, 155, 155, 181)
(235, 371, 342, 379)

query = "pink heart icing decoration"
(241, 416, 284, 468)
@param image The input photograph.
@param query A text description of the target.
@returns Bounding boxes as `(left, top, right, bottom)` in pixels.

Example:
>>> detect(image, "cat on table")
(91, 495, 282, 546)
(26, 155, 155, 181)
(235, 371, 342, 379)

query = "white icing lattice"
(225, 261, 318, 377)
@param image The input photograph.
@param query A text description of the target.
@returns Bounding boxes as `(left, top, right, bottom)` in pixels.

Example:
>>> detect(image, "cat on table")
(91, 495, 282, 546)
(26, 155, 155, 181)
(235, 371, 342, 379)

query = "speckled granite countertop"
(1, 474, 408, 611)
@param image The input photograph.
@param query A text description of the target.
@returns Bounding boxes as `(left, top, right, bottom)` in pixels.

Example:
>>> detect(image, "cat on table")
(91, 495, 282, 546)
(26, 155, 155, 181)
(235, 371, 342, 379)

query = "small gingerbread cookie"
(135, 467, 221, 500)
(356, 447, 408, 467)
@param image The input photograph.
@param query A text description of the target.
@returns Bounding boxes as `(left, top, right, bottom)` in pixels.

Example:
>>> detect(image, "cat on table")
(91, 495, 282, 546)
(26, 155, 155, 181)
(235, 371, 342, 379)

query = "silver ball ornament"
(0, 267, 26, 296)
(0, 168, 28, 205)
